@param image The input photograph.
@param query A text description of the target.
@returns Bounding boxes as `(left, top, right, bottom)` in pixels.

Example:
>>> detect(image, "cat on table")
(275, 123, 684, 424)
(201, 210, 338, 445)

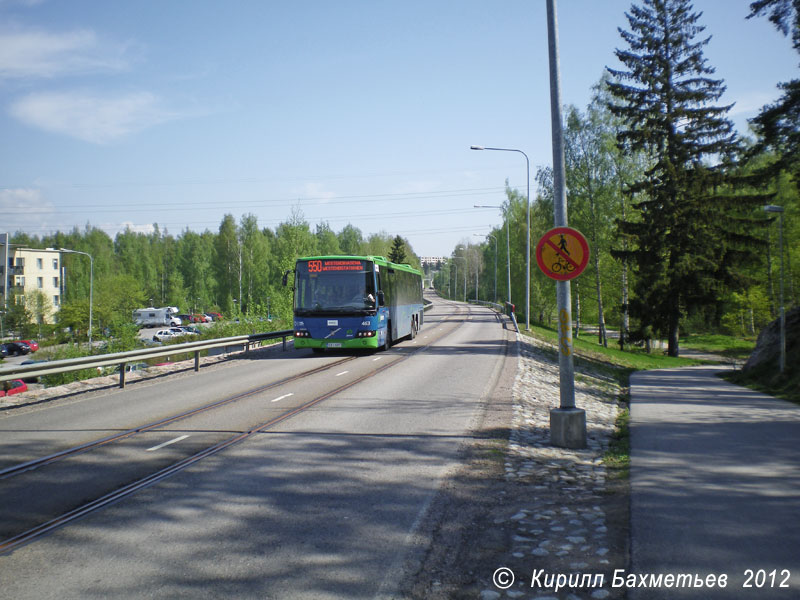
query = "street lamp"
(475, 204, 512, 307)
(763, 205, 786, 374)
(60, 248, 94, 349)
(475, 233, 497, 303)
(471, 145, 530, 330)
(452, 256, 467, 302)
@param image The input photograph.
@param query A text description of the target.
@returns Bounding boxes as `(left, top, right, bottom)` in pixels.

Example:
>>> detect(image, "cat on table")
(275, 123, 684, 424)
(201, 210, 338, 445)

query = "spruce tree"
(606, 0, 765, 356)
(389, 235, 407, 264)
(747, 0, 800, 183)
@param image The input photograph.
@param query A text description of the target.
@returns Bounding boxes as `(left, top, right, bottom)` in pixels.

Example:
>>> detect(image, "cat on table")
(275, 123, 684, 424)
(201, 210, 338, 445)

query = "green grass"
(604, 407, 630, 479)
(526, 323, 704, 376)
(679, 333, 756, 360)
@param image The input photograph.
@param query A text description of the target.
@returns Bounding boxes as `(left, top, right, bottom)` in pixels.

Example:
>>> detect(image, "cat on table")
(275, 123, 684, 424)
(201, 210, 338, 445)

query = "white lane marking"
(146, 435, 189, 452)
(271, 393, 294, 403)
(335, 371, 349, 377)
(373, 357, 383, 361)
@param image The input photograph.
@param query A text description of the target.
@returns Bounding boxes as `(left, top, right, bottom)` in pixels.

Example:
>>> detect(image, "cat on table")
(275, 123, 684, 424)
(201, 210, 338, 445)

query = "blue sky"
(1, 0, 796, 257)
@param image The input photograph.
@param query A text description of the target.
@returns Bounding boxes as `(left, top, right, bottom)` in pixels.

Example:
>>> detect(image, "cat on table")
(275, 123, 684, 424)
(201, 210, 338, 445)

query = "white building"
(1, 239, 62, 324)
(419, 256, 448, 268)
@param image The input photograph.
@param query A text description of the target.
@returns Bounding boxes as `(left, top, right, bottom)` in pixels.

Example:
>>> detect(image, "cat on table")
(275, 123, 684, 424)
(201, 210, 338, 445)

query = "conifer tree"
(389, 235, 407, 264)
(606, 0, 765, 356)
(747, 0, 800, 183)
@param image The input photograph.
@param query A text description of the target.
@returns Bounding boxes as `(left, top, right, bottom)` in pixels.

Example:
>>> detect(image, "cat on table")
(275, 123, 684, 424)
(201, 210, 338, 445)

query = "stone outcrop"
(743, 306, 800, 373)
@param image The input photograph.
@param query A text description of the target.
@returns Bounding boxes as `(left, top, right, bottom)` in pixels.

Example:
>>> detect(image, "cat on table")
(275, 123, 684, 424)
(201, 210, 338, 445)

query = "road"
(0, 295, 515, 599)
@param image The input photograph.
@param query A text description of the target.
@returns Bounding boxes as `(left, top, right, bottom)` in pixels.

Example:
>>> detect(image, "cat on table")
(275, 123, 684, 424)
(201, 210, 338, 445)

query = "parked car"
(206, 312, 223, 321)
(1, 342, 31, 356)
(153, 329, 180, 342)
(20, 359, 49, 383)
(16, 340, 39, 352)
(174, 326, 201, 335)
(0, 379, 28, 397)
(191, 313, 211, 323)
(0, 345, 7, 359)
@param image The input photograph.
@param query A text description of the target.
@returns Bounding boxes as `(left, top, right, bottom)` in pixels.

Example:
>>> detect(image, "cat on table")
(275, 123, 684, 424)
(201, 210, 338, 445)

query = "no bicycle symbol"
(535, 227, 590, 281)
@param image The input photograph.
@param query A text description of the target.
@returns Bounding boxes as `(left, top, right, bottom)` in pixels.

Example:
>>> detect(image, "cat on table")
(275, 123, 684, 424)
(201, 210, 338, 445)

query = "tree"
(746, 1, 800, 187)
(338, 224, 364, 255)
(215, 214, 241, 313)
(28, 290, 53, 336)
(565, 103, 619, 346)
(5, 297, 32, 337)
(388, 235, 407, 263)
(315, 222, 341, 256)
(606, 0, 766, 356)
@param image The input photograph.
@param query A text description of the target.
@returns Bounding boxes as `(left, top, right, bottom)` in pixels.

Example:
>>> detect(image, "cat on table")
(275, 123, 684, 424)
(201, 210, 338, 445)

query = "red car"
(0, 379, 28, 397)
(17, 340, 39, 352)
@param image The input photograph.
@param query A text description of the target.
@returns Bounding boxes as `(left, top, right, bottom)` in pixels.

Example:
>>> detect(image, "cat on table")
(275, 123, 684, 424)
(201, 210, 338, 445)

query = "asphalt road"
(630, 366, 800, 599)
(0, 296, 513, 599)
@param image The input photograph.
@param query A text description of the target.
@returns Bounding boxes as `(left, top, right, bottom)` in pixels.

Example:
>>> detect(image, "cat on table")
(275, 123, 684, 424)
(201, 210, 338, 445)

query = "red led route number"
(307, 260, 364, 273)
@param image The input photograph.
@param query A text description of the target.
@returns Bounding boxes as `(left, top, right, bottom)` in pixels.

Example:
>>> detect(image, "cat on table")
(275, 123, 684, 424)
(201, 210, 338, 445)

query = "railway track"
(0, 301, 479, 554)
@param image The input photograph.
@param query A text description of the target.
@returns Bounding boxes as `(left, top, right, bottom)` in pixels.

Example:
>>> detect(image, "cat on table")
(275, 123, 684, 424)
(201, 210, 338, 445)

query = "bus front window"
(294, 260, 376, 314)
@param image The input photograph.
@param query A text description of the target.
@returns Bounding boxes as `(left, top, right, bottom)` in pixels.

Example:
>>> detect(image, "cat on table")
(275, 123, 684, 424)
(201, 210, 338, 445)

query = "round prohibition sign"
(536, 227, 590, 281)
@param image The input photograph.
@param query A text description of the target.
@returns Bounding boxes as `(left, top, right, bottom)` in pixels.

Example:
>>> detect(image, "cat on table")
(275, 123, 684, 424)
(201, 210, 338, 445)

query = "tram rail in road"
(0, 301, 487, 555)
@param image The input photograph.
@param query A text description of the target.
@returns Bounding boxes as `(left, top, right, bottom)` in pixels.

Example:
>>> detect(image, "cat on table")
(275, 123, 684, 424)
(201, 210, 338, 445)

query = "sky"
(1, 0, 797, 258)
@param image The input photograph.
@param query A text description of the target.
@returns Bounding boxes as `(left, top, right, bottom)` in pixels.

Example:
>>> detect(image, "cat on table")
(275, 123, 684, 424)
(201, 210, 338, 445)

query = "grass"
(604, 407, 630, 480)
(527, 323, 705, 377)
(679, 332, 756, 360)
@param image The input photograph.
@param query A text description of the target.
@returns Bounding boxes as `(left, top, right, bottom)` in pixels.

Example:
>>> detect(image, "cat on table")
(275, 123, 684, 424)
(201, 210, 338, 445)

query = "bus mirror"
(282, 270, 291, 287)
(377, 291, 386, 306)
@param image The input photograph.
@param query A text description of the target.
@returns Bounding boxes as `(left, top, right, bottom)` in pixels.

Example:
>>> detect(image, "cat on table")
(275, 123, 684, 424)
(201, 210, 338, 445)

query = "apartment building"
(1, 239, 62, 324)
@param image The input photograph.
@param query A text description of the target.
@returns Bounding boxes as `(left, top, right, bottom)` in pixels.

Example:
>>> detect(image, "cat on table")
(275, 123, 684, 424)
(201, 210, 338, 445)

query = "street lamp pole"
(475, 205, 512, 306)
(764, 205, 786, 373)
(471, 145, 530, 329)
(452, 256, 467, 302)
(476, 233, 498, 304)
(547, 0, 585, 448)
(60, 248, 93, 349)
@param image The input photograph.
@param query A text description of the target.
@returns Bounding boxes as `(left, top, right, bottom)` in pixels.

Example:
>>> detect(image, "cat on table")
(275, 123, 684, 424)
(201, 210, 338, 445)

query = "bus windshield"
(294, 259, 377, 314)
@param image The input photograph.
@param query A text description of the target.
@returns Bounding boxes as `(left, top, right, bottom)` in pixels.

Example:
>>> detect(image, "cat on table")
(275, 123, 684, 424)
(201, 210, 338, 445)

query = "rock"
(743, 306, 799, 373)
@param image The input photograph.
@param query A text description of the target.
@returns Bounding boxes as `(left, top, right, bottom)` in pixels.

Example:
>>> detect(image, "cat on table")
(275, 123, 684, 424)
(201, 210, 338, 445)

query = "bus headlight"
(356, 330, 375, 338)
(294, 330, 311, 338)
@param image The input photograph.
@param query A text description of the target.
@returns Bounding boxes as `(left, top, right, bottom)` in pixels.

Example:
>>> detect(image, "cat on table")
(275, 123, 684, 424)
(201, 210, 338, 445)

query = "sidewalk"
(630, 366, 800, 599)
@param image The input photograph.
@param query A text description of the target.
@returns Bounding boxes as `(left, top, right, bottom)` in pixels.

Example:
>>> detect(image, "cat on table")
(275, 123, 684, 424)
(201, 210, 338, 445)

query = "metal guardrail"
(469, 300, 519, 333)
(0, 330, 294, 389)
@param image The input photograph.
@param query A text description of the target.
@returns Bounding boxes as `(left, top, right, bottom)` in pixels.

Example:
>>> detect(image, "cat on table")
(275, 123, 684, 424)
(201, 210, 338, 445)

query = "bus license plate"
(327, 342, 342, 348)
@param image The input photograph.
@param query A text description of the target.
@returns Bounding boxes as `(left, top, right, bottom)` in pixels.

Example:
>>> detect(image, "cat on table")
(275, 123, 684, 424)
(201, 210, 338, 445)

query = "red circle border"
(535, 227, 590, 281)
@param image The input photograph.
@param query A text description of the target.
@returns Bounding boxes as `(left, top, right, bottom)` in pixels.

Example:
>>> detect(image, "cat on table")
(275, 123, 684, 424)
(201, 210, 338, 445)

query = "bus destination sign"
(308, 259, 366, 273)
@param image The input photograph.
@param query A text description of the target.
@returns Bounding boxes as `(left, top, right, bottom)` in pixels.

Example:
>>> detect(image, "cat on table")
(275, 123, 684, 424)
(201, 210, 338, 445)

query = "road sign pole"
(547, 0, 586, 449)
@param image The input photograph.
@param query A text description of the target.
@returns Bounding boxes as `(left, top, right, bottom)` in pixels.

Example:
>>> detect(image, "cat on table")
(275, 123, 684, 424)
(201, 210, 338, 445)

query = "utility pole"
(547, 0, 586, 448)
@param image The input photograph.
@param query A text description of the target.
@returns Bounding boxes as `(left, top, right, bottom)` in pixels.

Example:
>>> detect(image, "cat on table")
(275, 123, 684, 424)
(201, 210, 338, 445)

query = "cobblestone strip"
(481, 335, 625, 600)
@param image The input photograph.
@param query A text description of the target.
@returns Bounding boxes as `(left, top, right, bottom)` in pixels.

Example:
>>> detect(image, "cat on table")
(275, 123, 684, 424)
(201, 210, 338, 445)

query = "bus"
(288, 255, 423, 351)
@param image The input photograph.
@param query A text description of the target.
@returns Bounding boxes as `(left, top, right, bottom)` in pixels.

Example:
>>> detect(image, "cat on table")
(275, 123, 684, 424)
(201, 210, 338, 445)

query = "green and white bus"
(289, 255, 423, 351)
